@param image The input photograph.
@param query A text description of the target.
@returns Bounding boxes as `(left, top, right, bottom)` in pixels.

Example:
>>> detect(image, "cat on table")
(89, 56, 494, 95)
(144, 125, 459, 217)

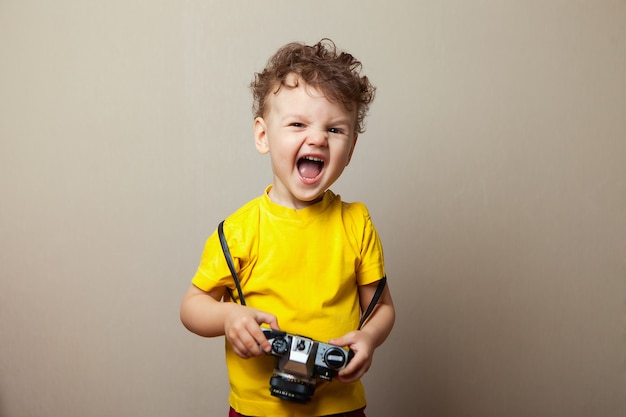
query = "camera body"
(262, 328, 352, 403)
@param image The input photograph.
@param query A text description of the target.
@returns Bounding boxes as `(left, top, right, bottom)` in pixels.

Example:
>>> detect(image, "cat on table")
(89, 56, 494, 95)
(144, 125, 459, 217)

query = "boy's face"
(254, 75, 358, 209)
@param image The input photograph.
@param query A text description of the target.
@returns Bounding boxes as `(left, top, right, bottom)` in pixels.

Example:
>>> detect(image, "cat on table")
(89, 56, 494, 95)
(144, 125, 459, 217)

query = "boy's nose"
(305, 130, 328, 147)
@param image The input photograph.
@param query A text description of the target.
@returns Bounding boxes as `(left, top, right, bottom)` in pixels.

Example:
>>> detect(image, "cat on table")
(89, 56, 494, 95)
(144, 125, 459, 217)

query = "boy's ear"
(346, 134, 358, 165)
(254, 117, 270, 154)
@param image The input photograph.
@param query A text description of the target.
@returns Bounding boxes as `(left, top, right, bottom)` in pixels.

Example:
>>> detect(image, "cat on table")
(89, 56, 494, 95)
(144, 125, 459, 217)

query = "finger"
(250, 325, 272, 353)
(341, 354, 361, 375)
(338, 369, 363, 383)
(230, 332, 257, 358)
(339, 359, 370, 383)
(227, 322, 265, 358)
(329, 334, 352, 348)
(240, 321, 274, 356)
(256, 311, 280, 330)
(328, 337, 341, 346)
(254, 312, 279, 352)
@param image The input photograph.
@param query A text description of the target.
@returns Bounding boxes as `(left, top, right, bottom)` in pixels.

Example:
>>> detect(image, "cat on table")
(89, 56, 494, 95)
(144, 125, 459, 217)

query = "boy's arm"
(329, 280, 395, 383)
(180, 284, 279, 357)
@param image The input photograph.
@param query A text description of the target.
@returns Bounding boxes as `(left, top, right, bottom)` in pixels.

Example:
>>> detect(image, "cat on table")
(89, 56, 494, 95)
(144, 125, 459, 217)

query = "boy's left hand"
(328, 330, 376, 383)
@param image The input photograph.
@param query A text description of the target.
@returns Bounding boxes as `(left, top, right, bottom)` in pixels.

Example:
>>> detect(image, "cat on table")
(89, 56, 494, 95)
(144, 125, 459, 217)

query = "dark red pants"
(229, 406, 366, 417)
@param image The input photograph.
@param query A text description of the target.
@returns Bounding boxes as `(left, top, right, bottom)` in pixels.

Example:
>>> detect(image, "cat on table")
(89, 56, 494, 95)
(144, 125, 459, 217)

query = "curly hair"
(250, 39, 376, 134)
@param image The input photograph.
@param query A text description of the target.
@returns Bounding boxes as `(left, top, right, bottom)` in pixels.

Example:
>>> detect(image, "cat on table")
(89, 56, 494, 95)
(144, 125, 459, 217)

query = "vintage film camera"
(262, 328, 353, 403)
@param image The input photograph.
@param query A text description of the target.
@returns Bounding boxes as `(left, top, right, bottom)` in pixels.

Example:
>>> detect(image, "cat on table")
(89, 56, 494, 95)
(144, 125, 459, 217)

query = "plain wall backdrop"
(1, 1, 625, 416)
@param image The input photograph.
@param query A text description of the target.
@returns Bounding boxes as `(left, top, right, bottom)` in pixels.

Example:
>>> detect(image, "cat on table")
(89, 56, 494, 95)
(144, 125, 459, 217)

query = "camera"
(261, 328, 353, 403)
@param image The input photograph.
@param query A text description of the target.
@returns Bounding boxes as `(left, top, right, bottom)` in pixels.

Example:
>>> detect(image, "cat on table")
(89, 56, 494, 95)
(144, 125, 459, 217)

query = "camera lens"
(269, 371, 316, 403)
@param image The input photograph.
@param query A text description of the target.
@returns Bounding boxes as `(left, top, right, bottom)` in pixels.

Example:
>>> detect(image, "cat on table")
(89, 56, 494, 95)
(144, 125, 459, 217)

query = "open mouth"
(297, 156, 324, 180)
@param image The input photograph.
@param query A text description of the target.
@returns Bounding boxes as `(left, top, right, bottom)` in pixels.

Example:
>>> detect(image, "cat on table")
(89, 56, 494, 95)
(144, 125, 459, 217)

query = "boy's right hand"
(224, 305, 279, 359)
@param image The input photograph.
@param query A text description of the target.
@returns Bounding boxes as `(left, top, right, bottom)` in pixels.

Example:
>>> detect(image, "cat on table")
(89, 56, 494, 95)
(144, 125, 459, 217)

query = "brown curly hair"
(250, 39, 376, 134)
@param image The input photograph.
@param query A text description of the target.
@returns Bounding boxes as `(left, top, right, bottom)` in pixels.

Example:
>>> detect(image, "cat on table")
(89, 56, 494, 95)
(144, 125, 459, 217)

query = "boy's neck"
(267, 186, 325, 210)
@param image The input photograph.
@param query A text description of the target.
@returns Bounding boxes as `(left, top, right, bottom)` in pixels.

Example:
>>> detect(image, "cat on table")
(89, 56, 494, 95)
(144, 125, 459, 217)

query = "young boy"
(180, 39, 395, 417)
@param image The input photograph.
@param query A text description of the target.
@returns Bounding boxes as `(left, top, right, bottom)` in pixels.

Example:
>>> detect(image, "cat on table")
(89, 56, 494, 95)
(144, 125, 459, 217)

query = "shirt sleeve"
(355, 204, 386, 286)
(191, 228, 239, 292)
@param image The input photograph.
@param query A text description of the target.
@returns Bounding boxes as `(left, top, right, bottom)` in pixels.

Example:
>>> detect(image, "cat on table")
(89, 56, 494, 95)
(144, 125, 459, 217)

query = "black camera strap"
(357, 275, 387, 330)
(218, 220, 247, 306)
(217, 220, 386, 329)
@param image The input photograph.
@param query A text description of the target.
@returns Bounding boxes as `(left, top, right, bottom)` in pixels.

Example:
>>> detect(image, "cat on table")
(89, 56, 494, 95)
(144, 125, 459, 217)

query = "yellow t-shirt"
(192, 187, 385, 417)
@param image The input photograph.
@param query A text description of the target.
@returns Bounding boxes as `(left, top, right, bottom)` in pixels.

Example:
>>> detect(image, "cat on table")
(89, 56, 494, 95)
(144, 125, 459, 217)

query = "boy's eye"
(328, 127, 344, 134)
(290, 122, 305, 128)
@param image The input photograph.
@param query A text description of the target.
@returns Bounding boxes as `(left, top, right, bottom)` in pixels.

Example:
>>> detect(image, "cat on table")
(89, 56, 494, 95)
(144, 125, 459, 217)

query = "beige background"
(1, 1, 625, 416)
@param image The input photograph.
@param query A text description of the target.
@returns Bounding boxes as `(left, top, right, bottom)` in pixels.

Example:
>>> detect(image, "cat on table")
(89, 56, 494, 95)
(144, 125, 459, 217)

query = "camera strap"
(357, 275, 386, 330)
(217, 220, 386, 328)
(218, 220, 247, 306)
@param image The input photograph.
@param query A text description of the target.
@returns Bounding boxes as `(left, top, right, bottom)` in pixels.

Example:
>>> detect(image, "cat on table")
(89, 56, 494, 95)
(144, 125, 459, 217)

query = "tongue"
(298, 159, 322, 178)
